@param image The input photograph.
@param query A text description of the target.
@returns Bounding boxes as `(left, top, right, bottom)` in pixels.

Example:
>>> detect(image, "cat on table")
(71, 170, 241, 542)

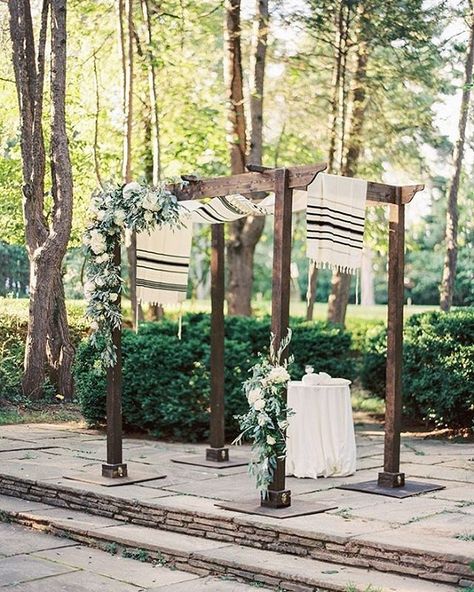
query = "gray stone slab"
(0, 494, 51, 514)
(149, 576, 272, 592)
(7, 570, 142, 592)
(355, 526, 474, 563)
(407, 511, 474, 536)
(342, 496, 459, 525)
(404, 462, 474, 483)
(0, 553, 76, 586)
(22, 506, 121, 532)
(0, 523, 76, 556)
(89, 523, 232, 556)
(195, 542, 456, 592)
(34, 545, 199, 588)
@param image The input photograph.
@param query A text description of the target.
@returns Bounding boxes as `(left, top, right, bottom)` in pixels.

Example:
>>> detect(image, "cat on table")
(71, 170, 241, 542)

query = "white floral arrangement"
(83, 181, 182, 368)
(233, 330, 294, 493)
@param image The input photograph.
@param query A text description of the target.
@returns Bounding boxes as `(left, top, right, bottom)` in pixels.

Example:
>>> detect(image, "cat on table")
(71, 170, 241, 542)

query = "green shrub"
(360, 309, 474, 428)
(360, 325, 387, 398)
(76, 313, 355, 440)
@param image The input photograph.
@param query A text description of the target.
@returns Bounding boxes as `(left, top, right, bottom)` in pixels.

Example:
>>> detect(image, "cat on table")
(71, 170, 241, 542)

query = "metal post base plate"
(216, 499, 337, 519)
(206, 447, 229, 462)
(261, 488, 291, 509)
(102, 463, 128, 479)
(338, 478, 445, 498)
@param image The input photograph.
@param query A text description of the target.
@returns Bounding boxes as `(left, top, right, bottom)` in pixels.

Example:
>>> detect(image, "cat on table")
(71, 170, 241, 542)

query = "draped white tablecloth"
(286, 381, 356, 479)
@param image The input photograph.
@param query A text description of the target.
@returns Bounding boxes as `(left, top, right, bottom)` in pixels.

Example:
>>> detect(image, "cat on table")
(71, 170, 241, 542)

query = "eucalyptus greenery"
(234, 330, 294, 493)
(83, 181, 181, 368)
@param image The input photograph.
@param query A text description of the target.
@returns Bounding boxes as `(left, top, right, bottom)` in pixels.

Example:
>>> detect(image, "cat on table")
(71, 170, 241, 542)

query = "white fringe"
(313, 260, 358, 275)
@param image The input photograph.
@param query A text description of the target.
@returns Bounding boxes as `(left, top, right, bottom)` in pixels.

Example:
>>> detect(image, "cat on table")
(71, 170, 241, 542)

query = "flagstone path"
(0, 421, 473, 591)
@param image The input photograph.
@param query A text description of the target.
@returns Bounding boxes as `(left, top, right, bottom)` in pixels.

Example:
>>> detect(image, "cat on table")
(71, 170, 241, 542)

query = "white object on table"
(286, 380, 356, 479)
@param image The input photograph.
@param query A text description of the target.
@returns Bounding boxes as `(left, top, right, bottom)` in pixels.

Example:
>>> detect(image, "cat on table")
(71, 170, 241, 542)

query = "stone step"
(0, 495, 460, 592)
(0, 473, 472, 589)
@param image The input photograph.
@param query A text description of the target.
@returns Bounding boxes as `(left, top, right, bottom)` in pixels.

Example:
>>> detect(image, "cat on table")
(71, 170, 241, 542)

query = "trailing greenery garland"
(234, 330, 294, 493)
(83, 181, 181, 368)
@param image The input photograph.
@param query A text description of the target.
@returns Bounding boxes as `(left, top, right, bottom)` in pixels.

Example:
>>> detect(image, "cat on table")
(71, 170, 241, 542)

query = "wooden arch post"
(340, 183, 444, 498)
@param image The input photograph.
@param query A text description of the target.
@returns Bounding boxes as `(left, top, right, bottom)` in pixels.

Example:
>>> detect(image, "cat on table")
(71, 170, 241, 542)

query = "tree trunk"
(308, 2, 346, 319)
(327, 11, 369, 326)
(120, 0, 141, 327)
(440, 4, 474, 311)
(225, 0, 268, 315)
(9, 0, 74, 400)
(141, 0, 164, 321)
(361, 247, 375, 306)
(47, 270, 75, 400)
(306, 262, 318, 321)
(141, 0, 161, 185)
(327, 1, 345, 175)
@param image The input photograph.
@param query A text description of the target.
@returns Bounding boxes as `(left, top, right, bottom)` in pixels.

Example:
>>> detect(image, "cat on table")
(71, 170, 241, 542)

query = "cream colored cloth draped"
(286, 380, 356, 478)
(136, 195, 267, 306)
(305, 173, 367, 274)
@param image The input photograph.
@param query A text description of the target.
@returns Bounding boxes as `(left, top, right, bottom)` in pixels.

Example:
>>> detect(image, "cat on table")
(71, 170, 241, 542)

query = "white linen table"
(286, 380, 356, 479)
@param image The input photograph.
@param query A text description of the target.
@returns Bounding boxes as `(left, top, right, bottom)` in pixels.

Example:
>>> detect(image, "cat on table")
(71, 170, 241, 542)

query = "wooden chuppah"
(96, 164, 443, 508)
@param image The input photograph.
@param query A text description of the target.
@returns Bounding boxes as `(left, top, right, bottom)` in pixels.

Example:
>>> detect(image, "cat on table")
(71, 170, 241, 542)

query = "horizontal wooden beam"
(169, 163, 327, 200)
(168, 164, 424, 207)
(366, 183, 424, 206)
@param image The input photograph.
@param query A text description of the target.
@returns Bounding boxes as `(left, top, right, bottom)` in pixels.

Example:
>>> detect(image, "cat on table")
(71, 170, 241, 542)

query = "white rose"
(109, 292, 119, 302)
(90, 320, 99, 331)
(96, 209, 106, 221)
(257, 413, 268, 427)
(123, 181, 141, 199)
(266, 366, 290, 385)
(95, 276, 105, 288)
(247, 388, 262, 405)
(253, 398, 265, 411)
(266, 435, 276, 446)
(84, 280, 95, 298)
(89, 230, 107, 255)
(95, 254, 109, 264)
(144, 211, 154, 222)
(142, 190, 162, 212)
(114, 209, 126, 227)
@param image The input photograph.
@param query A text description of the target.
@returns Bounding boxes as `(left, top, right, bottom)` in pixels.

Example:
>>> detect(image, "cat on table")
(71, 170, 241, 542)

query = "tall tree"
(119, 0, 141, 327)
(328, 4, 369, 325)
(225, 0, 268, 316)
(440, 0, 474, 311)
(306, 0, 354, 321)
(8, 0, 74, 399)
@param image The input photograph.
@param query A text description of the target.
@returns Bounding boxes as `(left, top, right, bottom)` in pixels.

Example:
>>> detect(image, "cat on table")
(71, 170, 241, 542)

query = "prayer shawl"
(137, 195, 267, 306)
(306, 173, 367, 274)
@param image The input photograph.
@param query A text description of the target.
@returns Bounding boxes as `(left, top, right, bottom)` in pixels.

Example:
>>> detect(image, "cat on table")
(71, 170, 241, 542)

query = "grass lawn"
(0, 297, 438, 324)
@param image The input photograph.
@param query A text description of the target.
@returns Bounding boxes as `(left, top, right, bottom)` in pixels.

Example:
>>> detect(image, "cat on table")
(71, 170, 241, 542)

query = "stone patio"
(0, 422, 473, 591)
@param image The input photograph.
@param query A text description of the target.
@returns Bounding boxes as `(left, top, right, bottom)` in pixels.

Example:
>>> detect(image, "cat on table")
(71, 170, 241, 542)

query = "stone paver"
(0, 553, 76, 586)
(0, 522, 270, 592)
(34, 544, 199, 588)
(0, 522, 76, 556)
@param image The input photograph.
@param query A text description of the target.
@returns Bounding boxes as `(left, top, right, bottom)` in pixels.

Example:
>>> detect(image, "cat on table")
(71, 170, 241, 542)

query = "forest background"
(0, 0, 473, 405)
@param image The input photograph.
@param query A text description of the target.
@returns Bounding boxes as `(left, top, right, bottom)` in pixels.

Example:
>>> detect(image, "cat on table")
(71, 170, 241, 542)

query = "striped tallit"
(137, 195, 267, 306)
(306, 173, 367, 274)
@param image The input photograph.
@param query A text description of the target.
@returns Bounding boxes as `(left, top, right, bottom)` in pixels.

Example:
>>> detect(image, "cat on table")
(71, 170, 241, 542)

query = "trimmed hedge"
(360, 309, 474, 428)
(75, 314, 355, 440)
